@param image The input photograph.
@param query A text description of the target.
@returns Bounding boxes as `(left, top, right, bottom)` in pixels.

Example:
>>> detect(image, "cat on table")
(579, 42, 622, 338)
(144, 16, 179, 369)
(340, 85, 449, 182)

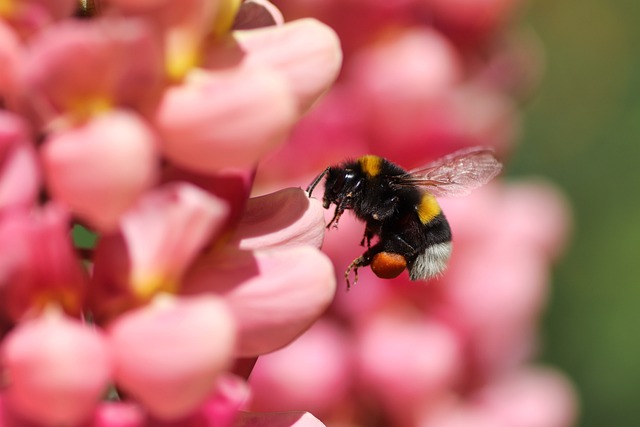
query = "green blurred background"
(512, 1, 640, 426)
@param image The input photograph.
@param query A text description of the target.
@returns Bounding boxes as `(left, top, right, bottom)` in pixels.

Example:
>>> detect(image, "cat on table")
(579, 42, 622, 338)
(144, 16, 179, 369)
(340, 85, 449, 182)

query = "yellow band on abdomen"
(417, 193, 441, 224)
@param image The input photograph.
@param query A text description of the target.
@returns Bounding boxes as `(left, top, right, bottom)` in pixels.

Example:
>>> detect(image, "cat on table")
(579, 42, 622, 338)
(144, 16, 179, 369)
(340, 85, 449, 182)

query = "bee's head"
(322, 166, 364, 209)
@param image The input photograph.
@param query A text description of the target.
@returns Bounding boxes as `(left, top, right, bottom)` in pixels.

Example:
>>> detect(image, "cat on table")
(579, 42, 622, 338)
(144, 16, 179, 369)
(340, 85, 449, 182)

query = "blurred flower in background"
(251, 0, 579, 426)
(0, 0, 341, 426)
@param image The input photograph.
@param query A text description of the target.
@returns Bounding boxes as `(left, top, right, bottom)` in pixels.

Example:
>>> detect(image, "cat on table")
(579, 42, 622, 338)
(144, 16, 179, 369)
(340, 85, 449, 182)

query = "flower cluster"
(0, 1, 342, 426)
(249, 0, 580, 426)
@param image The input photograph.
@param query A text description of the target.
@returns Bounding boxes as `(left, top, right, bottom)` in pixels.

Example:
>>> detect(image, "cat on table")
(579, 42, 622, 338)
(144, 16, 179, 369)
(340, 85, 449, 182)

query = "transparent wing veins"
(391, 147, 503, 197)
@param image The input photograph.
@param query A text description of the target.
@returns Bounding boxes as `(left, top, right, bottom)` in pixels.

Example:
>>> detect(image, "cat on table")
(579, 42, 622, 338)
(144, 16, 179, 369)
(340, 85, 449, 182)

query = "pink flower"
(0, 0, 343, 425)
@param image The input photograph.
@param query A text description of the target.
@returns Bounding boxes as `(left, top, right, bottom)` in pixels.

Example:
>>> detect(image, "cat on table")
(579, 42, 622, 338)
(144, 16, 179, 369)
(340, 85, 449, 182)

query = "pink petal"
(90, 184, 229, 320)
(0, 112, 40, 211)
(120, 183, 229, 297)
(207, 19, 342, 113)
(19, 19, 163, 123)
(474, 367, 578, 427)
(2, 0, 76, 37)
(42, 110, 159, 231)
(162, 166, 255, 230)
(499, 182, 572, 259)
(93, 401, 145, 427)
(184, 246, 336, 356)
(250, 320, 351, 415)
(108, 294, 237, 420)
(235, 411, 327, 427)
(356, 311, 462, 409)
(419, 402, 506, 427)
(0, 203, 87, 321)
(2, 310, 112, 427)
(0, 21, 21, 102)
(200, 374, 251, 427)
(155, 68, 296, 173)
(230, 188, 325, 250)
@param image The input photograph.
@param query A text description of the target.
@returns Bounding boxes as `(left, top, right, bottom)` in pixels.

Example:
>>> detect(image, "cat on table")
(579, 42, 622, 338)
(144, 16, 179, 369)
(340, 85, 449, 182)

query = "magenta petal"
(108, 294, 237, 421)
(0, 203, 87, 321)
(155, 68, 296, 173)
(42, 110, 159, 231)
(200, 374, 251, 427)
(2, 311, 112, 427)
(184, 246, 336, 357)
(230, 188, 325, 250)
(0, 112, 40, 211)
(235, 411, 327, 427)
(93, 401, 145, 427)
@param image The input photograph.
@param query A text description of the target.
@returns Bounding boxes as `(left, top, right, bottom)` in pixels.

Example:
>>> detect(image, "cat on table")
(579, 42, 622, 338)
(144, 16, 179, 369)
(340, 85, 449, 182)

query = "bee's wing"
(392, 147, 503, 197)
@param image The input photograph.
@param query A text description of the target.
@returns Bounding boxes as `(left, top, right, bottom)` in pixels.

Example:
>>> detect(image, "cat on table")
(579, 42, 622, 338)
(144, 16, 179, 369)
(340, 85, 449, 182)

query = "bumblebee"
(307, 147, 502, 288)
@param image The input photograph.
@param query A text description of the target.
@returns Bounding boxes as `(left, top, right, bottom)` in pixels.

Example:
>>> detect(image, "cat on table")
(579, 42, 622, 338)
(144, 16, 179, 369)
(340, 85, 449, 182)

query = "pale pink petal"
(42, 110, 159, 231)
(184, 246, 336, 356)
(155, 68, 296, 173)
(207, 18, 342, 113)
(2, 310, 112, 427)
(108, 294, 237, 420)
(250, 320, 351, 415)
(120, 182, 229, 297)
(233, 0, 284, 30)
(499, 182, 572, 259)
(230, 188, 325, 250)
(0, 112, 40, 211)
(474, 367, 579, 427)
(440, 243, 547, 377)
(235, 411, 327, 427)
(19, 19, 163, 123)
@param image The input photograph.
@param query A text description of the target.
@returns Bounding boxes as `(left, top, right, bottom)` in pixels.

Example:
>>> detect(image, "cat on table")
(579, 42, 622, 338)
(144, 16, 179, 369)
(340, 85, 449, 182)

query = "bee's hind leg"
(345, 253, 372, 290)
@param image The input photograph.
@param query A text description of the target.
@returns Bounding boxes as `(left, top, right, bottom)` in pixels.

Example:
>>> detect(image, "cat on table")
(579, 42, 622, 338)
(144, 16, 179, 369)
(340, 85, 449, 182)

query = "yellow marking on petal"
(358, 155, 383, 178)
(132, 274, 179, 301)
(0, 0, 16, 17)
(33, 289, 82, 316)
(165, 29, 202, 82)
(211, 0, 242, 37)
(417, 193, 441, 224)
(68, 96, 113, 122)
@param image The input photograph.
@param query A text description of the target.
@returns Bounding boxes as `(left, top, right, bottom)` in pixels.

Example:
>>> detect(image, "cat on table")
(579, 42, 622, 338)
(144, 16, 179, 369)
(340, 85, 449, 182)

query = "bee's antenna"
(306, 167, 330, 197)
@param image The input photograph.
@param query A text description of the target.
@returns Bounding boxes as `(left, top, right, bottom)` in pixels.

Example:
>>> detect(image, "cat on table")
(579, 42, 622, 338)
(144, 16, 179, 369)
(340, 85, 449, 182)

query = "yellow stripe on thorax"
(358, 155, 383, 177)
(417, 193, 441, 224)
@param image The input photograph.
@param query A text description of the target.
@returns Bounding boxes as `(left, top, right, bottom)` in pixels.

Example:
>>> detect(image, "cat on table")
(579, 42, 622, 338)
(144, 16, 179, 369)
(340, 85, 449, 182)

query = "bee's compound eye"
(370, 252, 407, 279)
